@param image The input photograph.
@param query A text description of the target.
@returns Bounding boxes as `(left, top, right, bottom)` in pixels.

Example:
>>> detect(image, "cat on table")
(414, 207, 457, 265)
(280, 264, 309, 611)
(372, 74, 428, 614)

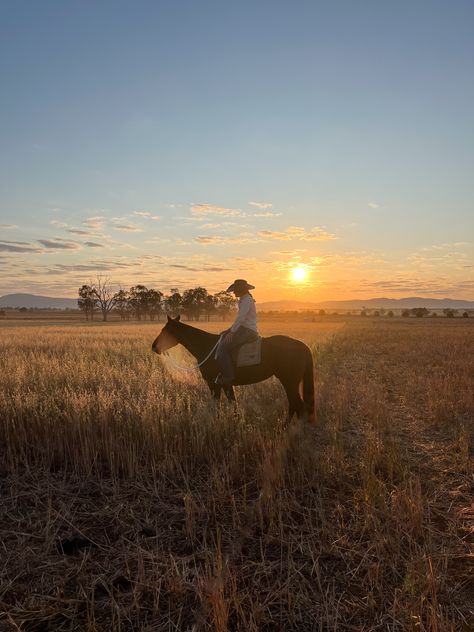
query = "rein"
(162, 335, 222, 373)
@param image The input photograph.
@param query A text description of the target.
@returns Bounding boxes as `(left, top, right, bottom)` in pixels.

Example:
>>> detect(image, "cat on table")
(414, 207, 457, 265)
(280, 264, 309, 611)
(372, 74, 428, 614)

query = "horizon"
(1, 2, 473, 301)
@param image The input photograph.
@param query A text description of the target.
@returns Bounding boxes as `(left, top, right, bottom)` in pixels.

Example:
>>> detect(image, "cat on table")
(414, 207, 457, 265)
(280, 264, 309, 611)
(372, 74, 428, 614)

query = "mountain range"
(0, 293, 473, 310)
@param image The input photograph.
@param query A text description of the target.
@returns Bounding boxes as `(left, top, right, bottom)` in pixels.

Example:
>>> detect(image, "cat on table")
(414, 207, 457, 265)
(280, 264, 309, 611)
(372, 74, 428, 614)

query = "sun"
(291, 266, 308, 283)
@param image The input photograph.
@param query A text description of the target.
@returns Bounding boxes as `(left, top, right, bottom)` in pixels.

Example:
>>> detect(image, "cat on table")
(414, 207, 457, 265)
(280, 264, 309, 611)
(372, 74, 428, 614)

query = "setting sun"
(291, 266, 308, 283)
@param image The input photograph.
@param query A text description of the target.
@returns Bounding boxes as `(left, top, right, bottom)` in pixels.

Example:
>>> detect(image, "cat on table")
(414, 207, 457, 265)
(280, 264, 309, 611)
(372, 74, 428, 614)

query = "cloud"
(191, 203, 244, 218)
(82, 217, 105, 230)
(253, 212, 282, 218)
(194, 235, 260, 245)
(84, 241, 104, 248)
(66, 228, 94, 236)
(0, 224, 17, 229)
(0, 240, 41, 253)
(258, 226, 336, 241)
(368, 202, 380, 209)
(249, 201, 273, 209)
(132, 211, 152, 217)
(112, 223, 143, 232)
(37, 238, 82, 250)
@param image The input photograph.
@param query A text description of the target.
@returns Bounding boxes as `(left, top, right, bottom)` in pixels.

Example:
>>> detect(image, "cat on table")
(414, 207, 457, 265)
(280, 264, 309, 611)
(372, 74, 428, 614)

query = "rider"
(215, 279, 259, 385)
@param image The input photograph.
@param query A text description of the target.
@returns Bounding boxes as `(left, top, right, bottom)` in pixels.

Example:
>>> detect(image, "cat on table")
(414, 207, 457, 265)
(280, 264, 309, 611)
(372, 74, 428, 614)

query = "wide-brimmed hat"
(226, 279, 255, 292)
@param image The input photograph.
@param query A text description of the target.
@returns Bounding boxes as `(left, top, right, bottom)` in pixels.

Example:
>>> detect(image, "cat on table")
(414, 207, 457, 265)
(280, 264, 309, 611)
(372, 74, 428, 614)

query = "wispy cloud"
(249, 201, 273, 209)
(0, 240, 41, 253)
(112, 223, 143, 232)
(0, 224, 17, 229)
(38, 238, 82, 250)
(258, 226, 336, 241)
(253, 211, 282, 218)
(82, 216, 105, 230)
(194, 235, 261, 245)
(66, 228, 94, 236)
(191, 203, 244, 218)
(84, 241, 105, 248)
(368, 202, 380, 209)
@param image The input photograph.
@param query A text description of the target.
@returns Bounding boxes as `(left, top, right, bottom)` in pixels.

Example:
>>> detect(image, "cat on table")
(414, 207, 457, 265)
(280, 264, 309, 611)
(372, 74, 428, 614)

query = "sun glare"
(291, 266, 308, 283)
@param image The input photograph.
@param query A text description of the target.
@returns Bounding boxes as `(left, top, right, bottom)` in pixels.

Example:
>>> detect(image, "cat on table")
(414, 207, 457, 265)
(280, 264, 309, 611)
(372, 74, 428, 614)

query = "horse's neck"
(174, 324, 217, 360)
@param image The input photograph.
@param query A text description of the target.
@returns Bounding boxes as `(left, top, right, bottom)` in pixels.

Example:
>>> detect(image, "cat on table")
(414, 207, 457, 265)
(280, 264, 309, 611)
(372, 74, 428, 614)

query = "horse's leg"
(223, 385, 236, 402)
(207, 381, 222, 400)
(282, 379, 305, 423)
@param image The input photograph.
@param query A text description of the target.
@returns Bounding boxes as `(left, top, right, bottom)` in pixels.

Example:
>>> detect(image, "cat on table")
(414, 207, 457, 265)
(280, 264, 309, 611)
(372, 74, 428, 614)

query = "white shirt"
(230, 293, 258, 333)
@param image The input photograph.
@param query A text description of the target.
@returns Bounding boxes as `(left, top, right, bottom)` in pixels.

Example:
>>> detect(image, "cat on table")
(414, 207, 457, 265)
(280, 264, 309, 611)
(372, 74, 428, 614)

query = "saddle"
(231, 337, 262, 367)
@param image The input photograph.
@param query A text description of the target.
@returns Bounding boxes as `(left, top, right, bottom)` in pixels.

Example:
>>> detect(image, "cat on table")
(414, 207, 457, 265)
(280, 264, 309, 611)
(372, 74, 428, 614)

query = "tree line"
(78, 278, 237, 322)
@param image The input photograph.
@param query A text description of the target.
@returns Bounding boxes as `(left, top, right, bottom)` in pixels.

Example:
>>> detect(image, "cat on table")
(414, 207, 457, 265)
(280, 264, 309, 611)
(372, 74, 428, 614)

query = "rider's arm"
(230, 296, 251, 332)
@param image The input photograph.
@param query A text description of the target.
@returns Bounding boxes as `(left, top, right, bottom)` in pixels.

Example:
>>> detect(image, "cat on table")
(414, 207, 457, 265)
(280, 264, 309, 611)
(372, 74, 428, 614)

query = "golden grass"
(0, 318, 472, 631)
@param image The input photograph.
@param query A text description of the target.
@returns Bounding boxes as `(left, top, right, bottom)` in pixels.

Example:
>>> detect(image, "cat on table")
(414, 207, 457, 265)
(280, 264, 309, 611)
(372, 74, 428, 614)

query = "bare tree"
(91, 276, 117, 322)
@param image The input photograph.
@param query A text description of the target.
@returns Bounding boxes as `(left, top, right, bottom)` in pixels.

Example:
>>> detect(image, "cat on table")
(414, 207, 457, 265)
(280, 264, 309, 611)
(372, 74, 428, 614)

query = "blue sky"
(0, 0, 472, 300)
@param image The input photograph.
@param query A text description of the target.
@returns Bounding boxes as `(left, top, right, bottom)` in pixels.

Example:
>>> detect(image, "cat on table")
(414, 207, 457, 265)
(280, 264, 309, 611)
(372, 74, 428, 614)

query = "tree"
(181, 287, 209, 321)
(165, 288, 182, 316)
(147, 289, 164, 321)
(91, 276, 117, 322)
(203, 293, 218, 321)
(387, 310, 394, 317)
(373, 310, 380, 317)
(214, 291, 237, 321)
(360, 309, 367, 317)
(462, 311, 469, 318)
(443, 308, 458, 318)
(78, 285, 97, 320)
(318, 309, 326, 316)
(402, 309, 410, 318)
(113, 289, 130, 321)
(411, 307, 429, 318)
(129, 285, 150, 320)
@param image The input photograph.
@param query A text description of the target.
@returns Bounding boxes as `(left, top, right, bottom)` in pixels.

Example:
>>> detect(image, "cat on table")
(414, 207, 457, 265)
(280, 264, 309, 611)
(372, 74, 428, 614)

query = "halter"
(161, 335, 223, 373)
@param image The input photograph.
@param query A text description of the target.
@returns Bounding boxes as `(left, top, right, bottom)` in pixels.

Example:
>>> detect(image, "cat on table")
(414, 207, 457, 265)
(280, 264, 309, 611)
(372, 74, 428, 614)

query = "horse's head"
(151, 314, 181, 354)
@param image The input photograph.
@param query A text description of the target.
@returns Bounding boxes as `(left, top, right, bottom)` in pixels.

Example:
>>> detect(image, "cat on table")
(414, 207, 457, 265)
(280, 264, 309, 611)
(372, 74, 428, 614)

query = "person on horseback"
(215, 279, 259, 385)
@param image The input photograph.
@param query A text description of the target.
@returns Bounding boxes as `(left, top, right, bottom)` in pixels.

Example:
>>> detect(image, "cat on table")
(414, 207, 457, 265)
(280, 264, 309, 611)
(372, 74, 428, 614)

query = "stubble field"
(0, 318, 472, 631)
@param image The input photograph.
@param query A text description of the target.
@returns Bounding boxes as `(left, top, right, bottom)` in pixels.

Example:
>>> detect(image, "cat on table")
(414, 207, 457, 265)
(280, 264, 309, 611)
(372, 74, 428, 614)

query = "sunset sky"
(0, 1, 473, 301)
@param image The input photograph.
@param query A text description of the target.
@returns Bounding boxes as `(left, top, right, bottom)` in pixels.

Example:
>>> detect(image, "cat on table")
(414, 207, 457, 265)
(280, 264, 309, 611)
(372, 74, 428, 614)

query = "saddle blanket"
(231, 337, 262, 367)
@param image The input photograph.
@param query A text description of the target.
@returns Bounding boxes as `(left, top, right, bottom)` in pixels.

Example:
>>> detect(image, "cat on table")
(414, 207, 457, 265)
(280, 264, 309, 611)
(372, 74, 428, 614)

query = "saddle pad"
(232, 337, 262, 367)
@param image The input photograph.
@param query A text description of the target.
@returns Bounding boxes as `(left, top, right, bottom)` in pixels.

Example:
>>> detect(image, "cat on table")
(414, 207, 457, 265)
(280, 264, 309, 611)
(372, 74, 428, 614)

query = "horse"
(152, 315, 315, 423)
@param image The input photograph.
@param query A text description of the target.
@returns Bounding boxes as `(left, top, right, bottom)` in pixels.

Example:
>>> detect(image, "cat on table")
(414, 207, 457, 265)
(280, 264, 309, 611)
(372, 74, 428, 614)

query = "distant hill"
(1, 293, 473, 311)
(258, 297, 474, 311)
(0, 293, 78, 309)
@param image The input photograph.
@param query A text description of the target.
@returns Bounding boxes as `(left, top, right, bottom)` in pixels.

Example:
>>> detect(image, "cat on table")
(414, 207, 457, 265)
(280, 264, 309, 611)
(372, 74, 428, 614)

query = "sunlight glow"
(291, 266, 308, 283)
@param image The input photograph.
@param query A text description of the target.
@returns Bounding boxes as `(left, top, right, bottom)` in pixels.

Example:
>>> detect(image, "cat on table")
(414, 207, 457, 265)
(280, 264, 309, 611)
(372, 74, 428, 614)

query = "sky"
(0, 0, 473, 302)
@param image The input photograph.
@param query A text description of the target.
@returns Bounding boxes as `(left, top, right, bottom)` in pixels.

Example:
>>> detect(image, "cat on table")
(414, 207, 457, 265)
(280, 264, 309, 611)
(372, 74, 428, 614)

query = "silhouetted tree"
(215, 291, 237, 321)
(78, 285, 97, 321)
(462, 311, 469, 318)
(387, 310, 394, 317)
(113, 289, 130, 320)
(147, 289, 164, 321)
(165, 288, 182, 316)
(443, 308, 458, 318)
(91, 276, 117, 322)
(129, 285, 150, 320)
(402, 309, 410, 318)
(181, 287, 209, 321)
(411, 307, 429, 318)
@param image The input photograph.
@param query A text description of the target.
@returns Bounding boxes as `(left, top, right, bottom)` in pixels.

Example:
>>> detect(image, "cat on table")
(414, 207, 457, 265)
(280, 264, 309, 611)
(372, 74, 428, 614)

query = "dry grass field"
(0, 318, 472, 631)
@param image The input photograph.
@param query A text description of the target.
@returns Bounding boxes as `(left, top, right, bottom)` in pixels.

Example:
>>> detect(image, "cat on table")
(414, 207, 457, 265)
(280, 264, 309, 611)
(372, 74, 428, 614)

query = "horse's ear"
(167, 314, 172, 322)
(175, 314, 181, 321)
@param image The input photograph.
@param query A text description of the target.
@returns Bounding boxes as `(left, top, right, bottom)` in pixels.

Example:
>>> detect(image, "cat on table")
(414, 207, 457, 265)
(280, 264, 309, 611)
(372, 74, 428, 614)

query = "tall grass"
(0, 319, 472, 631)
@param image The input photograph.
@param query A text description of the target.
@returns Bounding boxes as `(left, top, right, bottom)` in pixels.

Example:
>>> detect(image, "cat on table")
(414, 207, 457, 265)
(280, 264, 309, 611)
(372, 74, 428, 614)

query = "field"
(0, 318, 472, 631)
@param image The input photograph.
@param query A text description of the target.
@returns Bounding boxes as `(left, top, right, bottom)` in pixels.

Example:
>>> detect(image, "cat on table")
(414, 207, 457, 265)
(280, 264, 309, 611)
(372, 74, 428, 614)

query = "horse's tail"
(302, 347, 315, 422)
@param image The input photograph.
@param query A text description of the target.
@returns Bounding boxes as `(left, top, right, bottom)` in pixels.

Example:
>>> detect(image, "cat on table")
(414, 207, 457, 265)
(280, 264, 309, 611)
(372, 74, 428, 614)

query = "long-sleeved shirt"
(230, 293, 258, 333)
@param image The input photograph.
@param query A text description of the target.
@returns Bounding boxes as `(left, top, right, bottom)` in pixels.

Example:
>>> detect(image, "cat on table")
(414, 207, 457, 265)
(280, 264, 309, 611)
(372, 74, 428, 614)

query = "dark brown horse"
(152, 315, 315, 423)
